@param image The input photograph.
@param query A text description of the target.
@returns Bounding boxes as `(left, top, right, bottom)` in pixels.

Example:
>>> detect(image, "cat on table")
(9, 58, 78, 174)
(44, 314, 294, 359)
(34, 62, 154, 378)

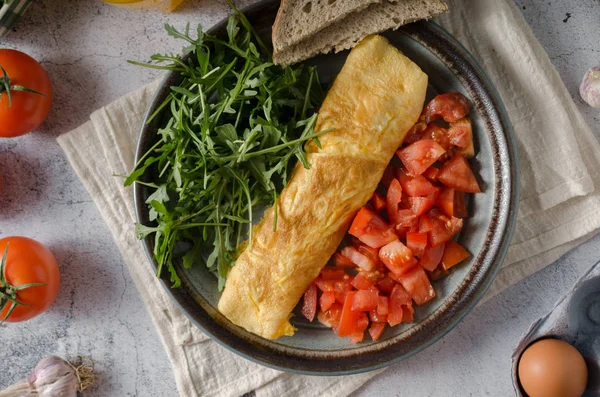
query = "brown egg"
(518, 338, 588, 397)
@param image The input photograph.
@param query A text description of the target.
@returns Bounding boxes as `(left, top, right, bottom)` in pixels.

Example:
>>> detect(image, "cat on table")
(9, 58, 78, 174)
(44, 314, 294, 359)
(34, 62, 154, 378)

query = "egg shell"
(518, 338, 588, 397)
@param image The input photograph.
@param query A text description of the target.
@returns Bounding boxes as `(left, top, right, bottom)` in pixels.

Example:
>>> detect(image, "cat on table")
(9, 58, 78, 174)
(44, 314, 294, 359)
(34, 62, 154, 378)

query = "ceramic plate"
(134, 0, 519, 375)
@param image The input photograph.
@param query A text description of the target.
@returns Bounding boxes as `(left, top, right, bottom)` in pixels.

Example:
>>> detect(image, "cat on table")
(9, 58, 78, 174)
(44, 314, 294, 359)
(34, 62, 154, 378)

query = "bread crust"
(271, 0, 380, 52)
(273, 0, 449, 66)
(271, 0, 290, 52)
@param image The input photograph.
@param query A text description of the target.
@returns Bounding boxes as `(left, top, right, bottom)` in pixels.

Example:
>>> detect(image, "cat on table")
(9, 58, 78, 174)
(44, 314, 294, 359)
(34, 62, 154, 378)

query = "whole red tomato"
(0, 236, 60, 322)
(0, 50, 53, 138)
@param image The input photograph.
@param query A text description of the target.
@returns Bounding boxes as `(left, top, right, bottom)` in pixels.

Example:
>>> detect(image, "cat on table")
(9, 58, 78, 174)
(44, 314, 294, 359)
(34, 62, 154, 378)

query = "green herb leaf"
(126, 14, 326, 290)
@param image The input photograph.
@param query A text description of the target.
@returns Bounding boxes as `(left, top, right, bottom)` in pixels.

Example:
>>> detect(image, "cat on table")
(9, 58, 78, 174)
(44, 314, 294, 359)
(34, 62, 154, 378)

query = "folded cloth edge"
(57, 126, 200, 397)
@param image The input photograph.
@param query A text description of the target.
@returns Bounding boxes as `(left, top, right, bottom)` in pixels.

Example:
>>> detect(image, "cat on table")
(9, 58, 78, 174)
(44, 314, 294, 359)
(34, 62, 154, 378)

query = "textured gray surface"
(0, 0, 598, 396)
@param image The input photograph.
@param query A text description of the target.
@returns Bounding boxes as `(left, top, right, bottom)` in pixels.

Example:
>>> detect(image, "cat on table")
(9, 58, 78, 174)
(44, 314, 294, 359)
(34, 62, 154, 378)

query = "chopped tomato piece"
(350, 237, 380, 265)
(388, 304, 403, 326)
(301, 282, 317, 322)
(428, 267, 449, 281)
(426, 210, 463, 247)
(321, 267, 347, 280)
(408, 217, 421, 233)
(392, 209, 417, 230)
(453, 190, 468, 218)
(407, 232, 428, 257)
(426, 187, 441, 203)
(419, 215, 435, 233)
(390, 283, 412, 305)
(432, 218, 463, 247)
(420, 243, 445, 271)
(371, 192, 386, 212)
(315, 277, 334, 292)
(369, 309, 387, 323)
(381, 164, 396, 188)
(396, 169, 437, 197)
(404, 121, 427, 145)
(448, 118, 474, 158)
(349, 207, 398, 249)
(377, 296, 389, 316)
(398, 208, 418, 226)
(334, 278, 354, 304)
(377, 276, 396, 295)
(421, 123, 452, 155)
(386, 178, 403, 224)
(399, 193, 412, 210)
(435, 187, 468, 218)
(436, 187, 456, 217)
(420, 92, 470, 124)
(402, 303, 415, 323)
(352, 290, 379, 312)
(379, 240, 418, 276)
(340, 246, 375, 271)
(338, 292, 360, 337)
(349, 332, 363, 344)
(317, 303, 343, 329)
(430, 220, 463, 247)
(387, 271, 401, 283)
(423, 166, 439, 181)
(318, 310, 331, 327)
(437, 154, 481, 193)
(320, 291, 336, 312)
(397, 266, 436, 306)
(350, 313, 370, 344)
(351, 272, 377, 291)
(407, 196, 434, 216)
(329, 304, 344, 329)
(441, 240, 470, 271)
(357, 312, 369, 332)
(332, 252, 356, 268)
(397, 139, 446, 176)
(388, 284, 411, 326)
(361, 270, 386, 285)
(395, 216, 419, 240)
(369, 322, 386, 341)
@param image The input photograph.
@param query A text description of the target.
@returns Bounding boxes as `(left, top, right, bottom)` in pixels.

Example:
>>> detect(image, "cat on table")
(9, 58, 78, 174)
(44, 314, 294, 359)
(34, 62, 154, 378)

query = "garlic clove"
(28, 356, 78, 397)
(580, 66, 600, 108)
(0, 356, 94, 397)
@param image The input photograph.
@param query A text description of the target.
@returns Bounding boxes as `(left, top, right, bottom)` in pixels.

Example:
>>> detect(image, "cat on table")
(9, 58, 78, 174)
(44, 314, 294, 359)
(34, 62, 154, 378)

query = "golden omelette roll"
(218, 35, 428, 339)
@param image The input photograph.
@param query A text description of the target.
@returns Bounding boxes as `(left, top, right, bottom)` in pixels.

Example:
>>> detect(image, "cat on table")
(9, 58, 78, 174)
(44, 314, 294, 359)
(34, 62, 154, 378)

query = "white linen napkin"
(57, 0, 600, 395)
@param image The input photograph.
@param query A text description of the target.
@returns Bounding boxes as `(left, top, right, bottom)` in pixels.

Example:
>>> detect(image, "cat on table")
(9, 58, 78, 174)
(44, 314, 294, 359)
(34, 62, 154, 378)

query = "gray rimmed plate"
(134, 0, 519, 375)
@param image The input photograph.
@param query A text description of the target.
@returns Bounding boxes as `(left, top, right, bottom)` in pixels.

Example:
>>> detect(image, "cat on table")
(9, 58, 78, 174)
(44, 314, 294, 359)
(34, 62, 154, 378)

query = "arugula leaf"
(127, 13, 325, 290)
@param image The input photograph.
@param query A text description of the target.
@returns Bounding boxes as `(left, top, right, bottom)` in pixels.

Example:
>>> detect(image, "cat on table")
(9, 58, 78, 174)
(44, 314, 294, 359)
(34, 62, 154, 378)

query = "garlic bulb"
(0, 356, 94, 397)
(580, 66, 600, 108)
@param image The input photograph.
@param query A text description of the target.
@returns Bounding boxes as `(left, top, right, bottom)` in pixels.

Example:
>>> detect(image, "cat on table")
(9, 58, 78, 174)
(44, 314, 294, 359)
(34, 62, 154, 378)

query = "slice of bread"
(271, 0, 382, 53)
(273, 0, 448, 66)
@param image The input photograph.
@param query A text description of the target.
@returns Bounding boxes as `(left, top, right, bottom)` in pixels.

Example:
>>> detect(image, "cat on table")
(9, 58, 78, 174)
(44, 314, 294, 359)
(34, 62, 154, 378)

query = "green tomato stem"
(0, 66, 47, 109)
(0, 244, 46, 324)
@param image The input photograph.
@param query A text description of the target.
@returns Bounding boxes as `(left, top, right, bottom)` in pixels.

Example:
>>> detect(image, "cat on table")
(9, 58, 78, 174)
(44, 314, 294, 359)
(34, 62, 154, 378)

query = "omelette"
(218, 35, 428, 339)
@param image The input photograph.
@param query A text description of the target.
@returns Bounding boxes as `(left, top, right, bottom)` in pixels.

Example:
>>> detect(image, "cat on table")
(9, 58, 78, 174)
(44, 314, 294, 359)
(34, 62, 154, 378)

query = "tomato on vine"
(0, 236, 60, 323)
(0, 50, 53, 138)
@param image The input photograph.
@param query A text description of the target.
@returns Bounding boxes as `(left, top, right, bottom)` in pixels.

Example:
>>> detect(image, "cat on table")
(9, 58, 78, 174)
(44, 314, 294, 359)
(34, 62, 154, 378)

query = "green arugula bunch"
(126, 12, 325, 290)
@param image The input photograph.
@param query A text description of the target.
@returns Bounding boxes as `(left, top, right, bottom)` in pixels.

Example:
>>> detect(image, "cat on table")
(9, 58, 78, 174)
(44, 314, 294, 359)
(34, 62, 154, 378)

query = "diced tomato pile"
(301, 92, 482, 344)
